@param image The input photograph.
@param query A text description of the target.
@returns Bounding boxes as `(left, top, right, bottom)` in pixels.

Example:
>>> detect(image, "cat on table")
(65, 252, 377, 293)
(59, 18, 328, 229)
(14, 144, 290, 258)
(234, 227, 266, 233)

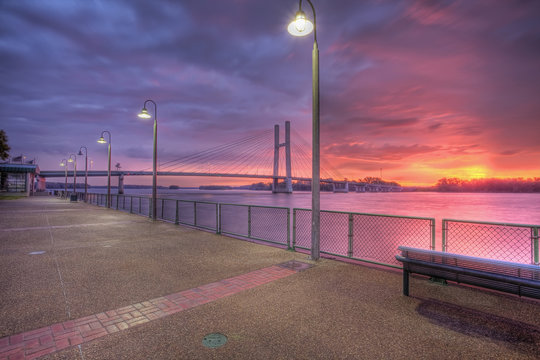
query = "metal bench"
(395, 246, 540, 299)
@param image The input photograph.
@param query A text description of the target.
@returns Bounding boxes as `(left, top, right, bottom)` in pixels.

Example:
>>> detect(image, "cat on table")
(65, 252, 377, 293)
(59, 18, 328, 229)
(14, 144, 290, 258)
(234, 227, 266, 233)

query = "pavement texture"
(0, 196, 539, 359)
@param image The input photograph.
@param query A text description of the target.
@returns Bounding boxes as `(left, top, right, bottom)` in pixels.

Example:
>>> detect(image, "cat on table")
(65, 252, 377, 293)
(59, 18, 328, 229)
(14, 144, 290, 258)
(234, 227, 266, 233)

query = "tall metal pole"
(107, 142, 111, 208)
(68, 154, 77, 196)
(152, 106, 157, 221)
(61, 158, 67, 196)
(311, 31, 320, 260)
(98, 131, 112, 208)
(78, 146, 88, 201)
(84, 148, 88, 200)
(139, 100, 158, 221)
(287, 0, 320, 260)
(72, 155, 77, 195)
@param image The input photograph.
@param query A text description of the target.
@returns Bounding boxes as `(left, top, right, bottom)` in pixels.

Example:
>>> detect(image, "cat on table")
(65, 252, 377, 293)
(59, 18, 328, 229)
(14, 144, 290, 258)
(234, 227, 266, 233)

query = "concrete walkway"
(0, 196, 539, 359)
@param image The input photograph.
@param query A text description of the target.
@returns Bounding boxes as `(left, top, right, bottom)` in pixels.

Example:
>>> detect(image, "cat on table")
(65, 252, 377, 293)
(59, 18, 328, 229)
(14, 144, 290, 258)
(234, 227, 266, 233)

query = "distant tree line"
(246, 178, 402, 191)
(199, 185, 233, 190)
(435, 177, 540, 193)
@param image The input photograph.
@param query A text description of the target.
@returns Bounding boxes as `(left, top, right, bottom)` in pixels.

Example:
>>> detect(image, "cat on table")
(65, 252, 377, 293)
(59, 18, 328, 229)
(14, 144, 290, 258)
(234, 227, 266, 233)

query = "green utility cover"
(202, 333, 227, 348)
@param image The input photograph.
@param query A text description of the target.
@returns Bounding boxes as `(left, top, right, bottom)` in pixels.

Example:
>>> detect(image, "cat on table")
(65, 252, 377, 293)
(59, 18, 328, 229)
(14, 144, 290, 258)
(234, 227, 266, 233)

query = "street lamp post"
(78, 146, 88, 201)
(60, 159, 67, 197)
(67, 154, 77, 197)
(138, 100, 158, 221)
(288, 0, 320, 260)
(97, 131, 112, 208)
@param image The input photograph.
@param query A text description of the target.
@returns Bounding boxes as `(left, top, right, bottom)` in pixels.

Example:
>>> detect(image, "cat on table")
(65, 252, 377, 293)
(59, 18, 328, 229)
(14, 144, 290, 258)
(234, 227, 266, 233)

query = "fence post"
(175, 200, 179, 225)
(248, 206, 252, 238)
(161, 199, 164, 219)
(194, 202, 197, 227)
(215, 203, 219, 234)
(130, 196, 133, 213)
(292, 209, 297, 251)
(218, 204, 222, 234)
(347, 213, 353, 257)
(287, 208, 291, 250)
(430, 219, 436, 250)
(442, 220, 448, 252)
(533, 227, 539, 265)
(116, 195, 119, 210)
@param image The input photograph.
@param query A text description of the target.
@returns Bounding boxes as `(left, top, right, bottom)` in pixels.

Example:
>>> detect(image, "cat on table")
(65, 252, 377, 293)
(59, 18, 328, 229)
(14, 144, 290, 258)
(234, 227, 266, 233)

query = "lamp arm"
(101, 130, 112, 143)
(301, 0, 317, 43)
(143, 99, 157, 118)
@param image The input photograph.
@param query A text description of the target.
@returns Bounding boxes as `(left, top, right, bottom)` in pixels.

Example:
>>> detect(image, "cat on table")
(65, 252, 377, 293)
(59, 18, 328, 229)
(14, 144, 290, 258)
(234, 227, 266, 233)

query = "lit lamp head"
(68, 158, 73, 163)
(138, 107, 152, 119)
(60, 161, 66, 167)
(97, 136, 107, 144)
(287, 10, 313, 37)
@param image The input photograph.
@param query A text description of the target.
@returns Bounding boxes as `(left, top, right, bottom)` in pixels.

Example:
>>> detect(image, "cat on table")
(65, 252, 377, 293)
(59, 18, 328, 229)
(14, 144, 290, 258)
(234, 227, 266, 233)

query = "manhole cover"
(277, 260, 313, 272)
(202, 333, 227, 348)
(28, 251, 46, 255)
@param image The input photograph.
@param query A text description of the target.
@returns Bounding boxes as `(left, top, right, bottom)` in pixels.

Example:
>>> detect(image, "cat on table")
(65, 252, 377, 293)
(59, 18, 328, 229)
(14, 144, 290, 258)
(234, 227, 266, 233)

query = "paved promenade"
(0, 196, 539, 359)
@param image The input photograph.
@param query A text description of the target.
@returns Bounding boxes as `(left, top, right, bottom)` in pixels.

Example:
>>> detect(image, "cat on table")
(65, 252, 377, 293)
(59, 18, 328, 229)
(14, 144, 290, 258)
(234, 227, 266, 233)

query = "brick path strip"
(0, 261, 307, 360)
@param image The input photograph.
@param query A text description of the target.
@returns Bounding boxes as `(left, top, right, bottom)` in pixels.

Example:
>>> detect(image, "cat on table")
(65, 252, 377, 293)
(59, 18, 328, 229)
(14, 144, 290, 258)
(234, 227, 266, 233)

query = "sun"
(459, 166, 489, 180)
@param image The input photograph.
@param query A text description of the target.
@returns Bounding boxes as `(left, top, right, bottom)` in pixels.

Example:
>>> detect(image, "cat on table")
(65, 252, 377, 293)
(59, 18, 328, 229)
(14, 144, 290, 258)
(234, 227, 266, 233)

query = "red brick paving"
(0, 262, 302, 360)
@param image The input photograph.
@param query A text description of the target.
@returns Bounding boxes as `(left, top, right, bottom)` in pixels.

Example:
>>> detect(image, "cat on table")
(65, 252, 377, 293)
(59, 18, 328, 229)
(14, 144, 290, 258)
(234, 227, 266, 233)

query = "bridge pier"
(333, 181, 349, 193)
(118, 174, 124, 194)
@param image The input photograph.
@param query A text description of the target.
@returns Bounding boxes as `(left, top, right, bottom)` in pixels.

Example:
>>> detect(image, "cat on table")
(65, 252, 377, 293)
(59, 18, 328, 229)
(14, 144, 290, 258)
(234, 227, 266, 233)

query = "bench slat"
(396, 255, 540, 289)
(395, 247, 540, 299)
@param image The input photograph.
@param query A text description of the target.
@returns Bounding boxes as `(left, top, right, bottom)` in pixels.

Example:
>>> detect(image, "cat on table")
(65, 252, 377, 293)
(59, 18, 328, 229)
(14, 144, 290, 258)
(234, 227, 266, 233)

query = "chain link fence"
(443, 219, 540, 265)
(219, 204, 290, 247)
(294, 209, 435, 268)
(195, 201, 218, 231)
(61, 192, 540, 269)
(160, 199, 177, 223)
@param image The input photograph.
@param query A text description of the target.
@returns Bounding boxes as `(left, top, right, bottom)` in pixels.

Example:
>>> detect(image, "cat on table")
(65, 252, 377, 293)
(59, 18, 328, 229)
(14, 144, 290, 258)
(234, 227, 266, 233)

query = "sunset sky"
(1, 0, 539, 187)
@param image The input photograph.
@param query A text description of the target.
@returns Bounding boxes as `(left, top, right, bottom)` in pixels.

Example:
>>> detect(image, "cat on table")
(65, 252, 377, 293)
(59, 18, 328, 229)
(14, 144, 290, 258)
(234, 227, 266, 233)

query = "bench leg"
(403, 269, 410, 296)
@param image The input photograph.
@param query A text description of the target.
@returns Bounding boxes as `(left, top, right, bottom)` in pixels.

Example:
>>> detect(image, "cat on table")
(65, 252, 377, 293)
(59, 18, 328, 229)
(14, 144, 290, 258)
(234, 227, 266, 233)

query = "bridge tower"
(272, 121, 293, 193)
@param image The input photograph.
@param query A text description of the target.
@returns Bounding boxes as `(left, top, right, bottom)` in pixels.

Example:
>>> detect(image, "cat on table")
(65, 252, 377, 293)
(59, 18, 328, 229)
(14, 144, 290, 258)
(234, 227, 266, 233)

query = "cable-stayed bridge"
(39, 121, 401, 193)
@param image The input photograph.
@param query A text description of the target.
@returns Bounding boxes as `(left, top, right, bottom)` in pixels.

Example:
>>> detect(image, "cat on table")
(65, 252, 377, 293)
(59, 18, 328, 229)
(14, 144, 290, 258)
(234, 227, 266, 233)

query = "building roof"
(0, 163, 39, 174)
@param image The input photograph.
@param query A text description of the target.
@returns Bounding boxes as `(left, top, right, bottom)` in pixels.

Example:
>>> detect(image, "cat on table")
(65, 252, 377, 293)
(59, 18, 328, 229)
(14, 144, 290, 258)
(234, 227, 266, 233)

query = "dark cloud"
(1, 0, 539, 185)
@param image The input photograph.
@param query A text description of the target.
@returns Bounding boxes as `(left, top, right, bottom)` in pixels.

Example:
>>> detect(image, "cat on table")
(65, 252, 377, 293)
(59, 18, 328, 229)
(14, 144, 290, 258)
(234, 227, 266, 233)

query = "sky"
(1, 0, 539, 187)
